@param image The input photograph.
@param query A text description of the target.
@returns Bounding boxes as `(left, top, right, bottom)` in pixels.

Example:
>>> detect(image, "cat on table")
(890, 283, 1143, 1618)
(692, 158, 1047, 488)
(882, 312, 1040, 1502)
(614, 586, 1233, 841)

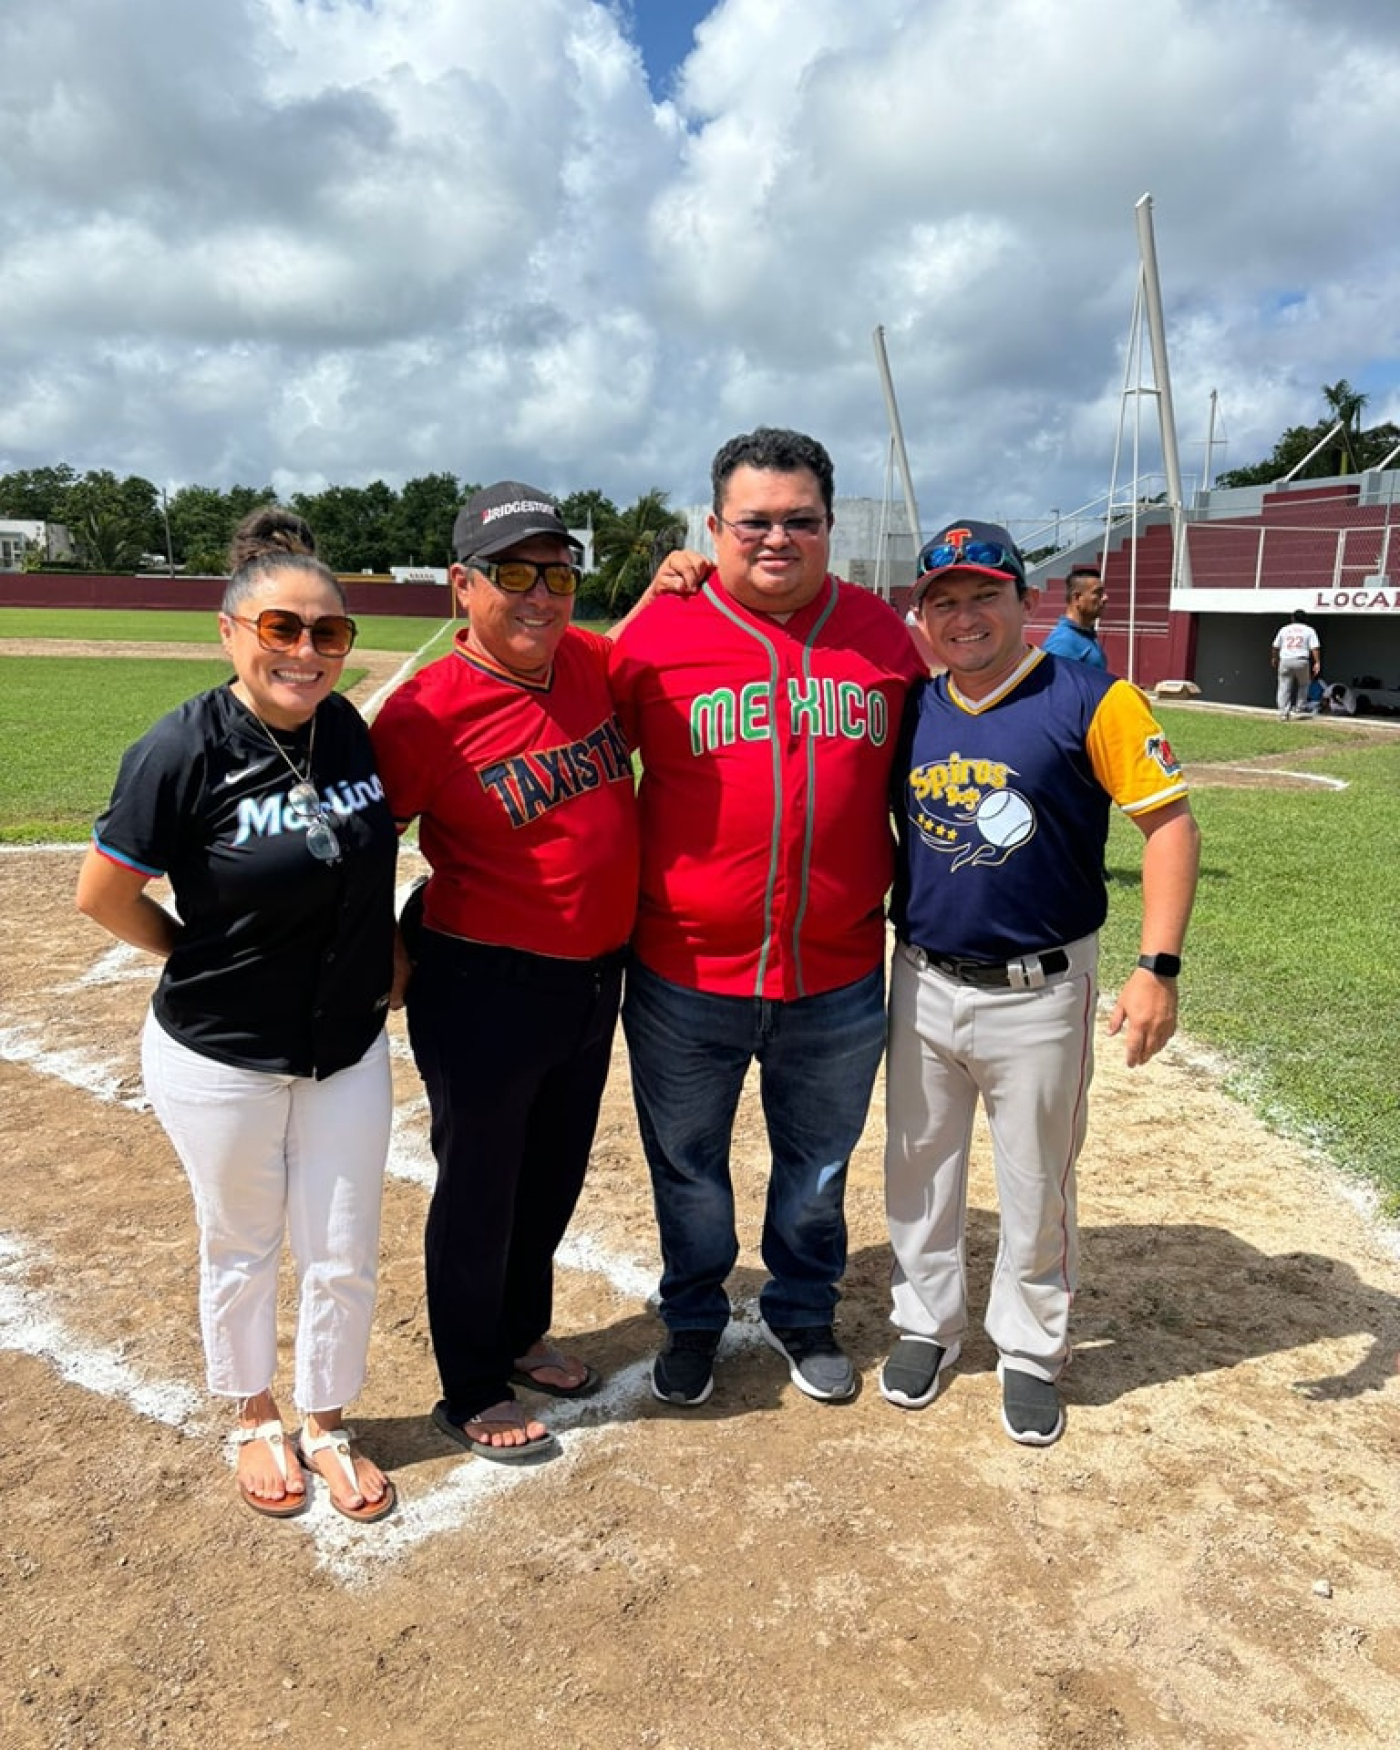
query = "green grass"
(0, 606, 453, 654)
(0, 657, 366, 842)
(1098, 705, 1400, 1212)
(4, 636, 1399, 1217)
(1145, 703, 1381, 763)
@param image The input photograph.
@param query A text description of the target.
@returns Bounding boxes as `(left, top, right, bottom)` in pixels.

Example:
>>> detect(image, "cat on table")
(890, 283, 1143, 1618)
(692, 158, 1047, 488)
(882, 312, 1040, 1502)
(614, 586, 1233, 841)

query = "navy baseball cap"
(911, 518, 1027, 605)
(452, 480, 584, 564)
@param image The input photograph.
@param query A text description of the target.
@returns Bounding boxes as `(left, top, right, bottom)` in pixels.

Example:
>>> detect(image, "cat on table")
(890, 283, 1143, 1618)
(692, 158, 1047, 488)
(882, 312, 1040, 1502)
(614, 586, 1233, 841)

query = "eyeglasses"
(230, 610, 358, 657)
(717, 515, 829, 544)
(476, 560, 580, 596)
(286, 782, 342, 864)
(917, 539, 1021, 579)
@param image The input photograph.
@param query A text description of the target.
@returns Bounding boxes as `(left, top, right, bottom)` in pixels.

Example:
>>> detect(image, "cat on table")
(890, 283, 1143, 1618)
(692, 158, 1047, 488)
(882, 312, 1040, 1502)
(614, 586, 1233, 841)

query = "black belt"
(904, 943, 1070, 989)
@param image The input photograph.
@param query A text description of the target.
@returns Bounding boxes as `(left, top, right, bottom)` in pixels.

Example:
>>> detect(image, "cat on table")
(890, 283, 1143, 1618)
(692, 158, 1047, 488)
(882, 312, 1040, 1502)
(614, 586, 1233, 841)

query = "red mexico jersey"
(371, 627, 639, 960)
(609, 575, 924, 998)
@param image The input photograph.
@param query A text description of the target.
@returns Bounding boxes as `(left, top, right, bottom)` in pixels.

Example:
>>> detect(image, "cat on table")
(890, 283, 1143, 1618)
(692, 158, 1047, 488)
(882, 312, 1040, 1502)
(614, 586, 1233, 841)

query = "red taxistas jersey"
(609, 575, 924, 999)
(372, 626, 639, 960)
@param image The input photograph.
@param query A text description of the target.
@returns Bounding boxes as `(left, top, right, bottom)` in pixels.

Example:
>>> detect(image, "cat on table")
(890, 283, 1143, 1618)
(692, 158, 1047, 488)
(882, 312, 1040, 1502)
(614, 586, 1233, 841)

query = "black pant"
(405, 930, 624, 1421)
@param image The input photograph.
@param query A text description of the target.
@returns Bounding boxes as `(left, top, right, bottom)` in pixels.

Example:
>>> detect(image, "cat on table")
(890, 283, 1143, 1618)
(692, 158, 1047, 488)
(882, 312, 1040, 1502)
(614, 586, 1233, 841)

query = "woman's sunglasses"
(229, 609, 358, 657)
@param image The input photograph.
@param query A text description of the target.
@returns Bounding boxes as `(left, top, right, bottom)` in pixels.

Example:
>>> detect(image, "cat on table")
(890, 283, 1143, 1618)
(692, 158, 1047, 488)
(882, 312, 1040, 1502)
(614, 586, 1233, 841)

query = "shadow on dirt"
(356, 1212, 1398, 1471)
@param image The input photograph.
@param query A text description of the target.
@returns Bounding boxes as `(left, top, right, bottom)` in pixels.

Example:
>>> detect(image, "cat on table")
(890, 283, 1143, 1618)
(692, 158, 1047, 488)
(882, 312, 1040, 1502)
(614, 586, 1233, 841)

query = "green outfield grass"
(1, 657, 365, 842)
(3, 636, 1397, 1215)
(1102, 705, 1400, 1213)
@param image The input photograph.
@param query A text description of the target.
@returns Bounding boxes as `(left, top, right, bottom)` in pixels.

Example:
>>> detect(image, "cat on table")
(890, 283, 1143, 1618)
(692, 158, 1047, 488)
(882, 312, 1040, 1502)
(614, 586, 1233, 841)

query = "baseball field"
(2, 620, 1398, 1750)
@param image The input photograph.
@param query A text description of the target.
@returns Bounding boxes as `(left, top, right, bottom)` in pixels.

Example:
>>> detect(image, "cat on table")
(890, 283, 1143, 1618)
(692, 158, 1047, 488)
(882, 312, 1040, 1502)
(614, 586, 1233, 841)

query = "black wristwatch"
(1137, 953, 1182, 978)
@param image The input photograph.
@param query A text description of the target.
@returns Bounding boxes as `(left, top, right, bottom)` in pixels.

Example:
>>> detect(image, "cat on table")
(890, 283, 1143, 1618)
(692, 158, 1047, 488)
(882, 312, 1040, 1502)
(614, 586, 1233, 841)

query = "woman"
(76, 508, 398, 1521)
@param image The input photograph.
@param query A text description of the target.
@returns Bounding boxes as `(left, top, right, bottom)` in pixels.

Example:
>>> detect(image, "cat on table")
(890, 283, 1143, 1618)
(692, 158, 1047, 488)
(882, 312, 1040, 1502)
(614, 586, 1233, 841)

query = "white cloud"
(2, 0, 1399, 534)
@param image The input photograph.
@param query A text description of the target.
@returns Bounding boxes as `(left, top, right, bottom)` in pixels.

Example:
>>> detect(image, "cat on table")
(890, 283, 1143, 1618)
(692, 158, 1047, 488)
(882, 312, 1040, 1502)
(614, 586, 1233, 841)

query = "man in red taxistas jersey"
(609, 427, 926, 1409)
(371, 482, 671, 1465)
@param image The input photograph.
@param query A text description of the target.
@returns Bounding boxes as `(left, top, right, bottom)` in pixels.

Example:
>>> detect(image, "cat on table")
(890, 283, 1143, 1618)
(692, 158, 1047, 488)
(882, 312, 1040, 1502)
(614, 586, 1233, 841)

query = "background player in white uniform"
(883, 520, 1200, 1444)
(1270, 610, 1321, 720)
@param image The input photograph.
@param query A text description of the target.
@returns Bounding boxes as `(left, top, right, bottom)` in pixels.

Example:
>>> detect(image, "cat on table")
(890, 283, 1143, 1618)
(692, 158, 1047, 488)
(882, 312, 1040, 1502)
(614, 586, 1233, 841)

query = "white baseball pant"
(883, 935, 1098, 1381)
(141, 1011, 392, 1413)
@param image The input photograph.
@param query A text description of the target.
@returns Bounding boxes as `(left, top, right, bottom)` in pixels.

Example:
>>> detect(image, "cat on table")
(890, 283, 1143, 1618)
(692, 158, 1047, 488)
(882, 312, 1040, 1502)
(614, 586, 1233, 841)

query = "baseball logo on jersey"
(907, 750, 1036, 871)
(1144, 733, 1182, 778)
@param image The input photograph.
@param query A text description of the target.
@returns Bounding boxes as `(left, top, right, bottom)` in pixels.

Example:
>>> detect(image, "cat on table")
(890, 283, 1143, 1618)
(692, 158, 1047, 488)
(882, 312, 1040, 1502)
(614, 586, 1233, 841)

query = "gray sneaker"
(762, 1321, 856, 1402)
(999, 1362, 1064, 1445)
(879, 1336, 946, 1409)
(651, 1329, 721, 1406)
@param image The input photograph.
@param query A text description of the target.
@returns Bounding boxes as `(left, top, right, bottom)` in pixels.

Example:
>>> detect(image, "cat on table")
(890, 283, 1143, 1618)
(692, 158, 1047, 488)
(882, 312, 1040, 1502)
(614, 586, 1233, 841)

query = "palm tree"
(74, 506, 143, 572)
(594, 489, 685, 610)
(1321, 379, 1369, 475)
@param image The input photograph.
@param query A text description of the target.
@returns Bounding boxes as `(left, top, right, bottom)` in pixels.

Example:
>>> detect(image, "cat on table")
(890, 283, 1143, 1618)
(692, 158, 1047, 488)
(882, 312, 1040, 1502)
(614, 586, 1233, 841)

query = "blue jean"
(622, 960, 887, 1332)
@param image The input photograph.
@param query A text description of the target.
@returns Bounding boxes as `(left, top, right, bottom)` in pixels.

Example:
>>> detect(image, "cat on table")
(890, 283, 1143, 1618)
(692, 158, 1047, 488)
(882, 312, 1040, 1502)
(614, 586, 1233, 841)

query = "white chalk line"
(359, 621, 456, 721)
(1208, 764, 1349, 790)
(0, 1021, 147, 1108)
(313, 1325, 772, 1586)
(0, 1233, 202, 1429)
(2, 935, 672, 1579)
(3, 834, 663, 1579)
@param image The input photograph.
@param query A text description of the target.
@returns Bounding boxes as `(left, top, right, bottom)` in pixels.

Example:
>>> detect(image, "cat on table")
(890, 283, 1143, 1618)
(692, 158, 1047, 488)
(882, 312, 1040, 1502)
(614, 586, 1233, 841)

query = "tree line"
(1212, 379, 1400, 489)
(0, 466, 686, 610)
(7, 381, 1388, 600)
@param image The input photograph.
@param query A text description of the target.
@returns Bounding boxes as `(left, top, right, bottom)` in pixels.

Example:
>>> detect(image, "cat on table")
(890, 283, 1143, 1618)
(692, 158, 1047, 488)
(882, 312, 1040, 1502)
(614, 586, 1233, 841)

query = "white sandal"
(233, 1419, 307, 1518)
(296, 1425, 396, 1523)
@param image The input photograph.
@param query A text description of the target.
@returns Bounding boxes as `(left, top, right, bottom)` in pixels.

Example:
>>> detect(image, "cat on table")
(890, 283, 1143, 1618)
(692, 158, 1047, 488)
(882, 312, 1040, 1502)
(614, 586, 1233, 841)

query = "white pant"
(142, 1012, 392, 1412)
(883, 937, 1098, 1380)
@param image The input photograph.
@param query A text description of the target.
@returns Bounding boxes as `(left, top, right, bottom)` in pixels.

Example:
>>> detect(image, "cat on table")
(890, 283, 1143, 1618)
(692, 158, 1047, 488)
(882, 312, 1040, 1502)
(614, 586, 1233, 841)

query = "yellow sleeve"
(1085, 680, 1191, 817)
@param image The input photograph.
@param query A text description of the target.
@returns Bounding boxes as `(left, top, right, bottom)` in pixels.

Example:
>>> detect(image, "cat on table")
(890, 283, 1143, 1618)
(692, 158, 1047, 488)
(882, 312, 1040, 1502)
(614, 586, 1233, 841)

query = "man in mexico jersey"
(610, 427, 926, 1409)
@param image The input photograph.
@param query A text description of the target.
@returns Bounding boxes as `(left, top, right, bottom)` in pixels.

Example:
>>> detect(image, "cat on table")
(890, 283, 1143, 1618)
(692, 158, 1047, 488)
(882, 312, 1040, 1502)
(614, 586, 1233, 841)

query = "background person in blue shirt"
(1042, 564, 1108, 668)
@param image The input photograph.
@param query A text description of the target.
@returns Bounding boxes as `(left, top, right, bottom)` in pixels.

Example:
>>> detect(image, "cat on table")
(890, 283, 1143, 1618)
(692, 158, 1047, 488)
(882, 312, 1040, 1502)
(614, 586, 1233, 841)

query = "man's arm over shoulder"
(606, 549, 712, 644)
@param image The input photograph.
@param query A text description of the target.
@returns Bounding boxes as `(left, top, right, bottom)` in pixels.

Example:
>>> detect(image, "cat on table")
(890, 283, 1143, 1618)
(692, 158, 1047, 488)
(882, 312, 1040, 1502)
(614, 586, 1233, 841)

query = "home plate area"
(3, 844, 1400, 1749)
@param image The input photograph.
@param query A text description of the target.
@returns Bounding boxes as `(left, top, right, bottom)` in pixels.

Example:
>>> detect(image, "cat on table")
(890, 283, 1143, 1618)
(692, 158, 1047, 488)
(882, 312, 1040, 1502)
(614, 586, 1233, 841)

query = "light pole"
(160, 486, 175, 576)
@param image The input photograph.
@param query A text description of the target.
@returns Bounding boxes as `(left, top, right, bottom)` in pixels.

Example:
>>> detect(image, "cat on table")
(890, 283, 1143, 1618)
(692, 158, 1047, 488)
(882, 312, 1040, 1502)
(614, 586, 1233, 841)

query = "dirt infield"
(2, 666, 1399, 1749)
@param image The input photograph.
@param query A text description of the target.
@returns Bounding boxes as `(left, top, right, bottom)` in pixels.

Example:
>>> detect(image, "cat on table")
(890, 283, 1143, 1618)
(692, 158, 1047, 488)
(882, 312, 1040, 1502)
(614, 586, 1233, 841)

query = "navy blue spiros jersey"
(892, 651, 1188, 963)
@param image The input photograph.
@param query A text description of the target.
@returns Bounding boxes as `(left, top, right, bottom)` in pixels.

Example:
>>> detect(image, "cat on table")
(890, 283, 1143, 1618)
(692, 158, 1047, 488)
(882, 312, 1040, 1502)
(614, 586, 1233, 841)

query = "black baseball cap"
(911, 518, 1026, 605)
(452, 480, 584, 564)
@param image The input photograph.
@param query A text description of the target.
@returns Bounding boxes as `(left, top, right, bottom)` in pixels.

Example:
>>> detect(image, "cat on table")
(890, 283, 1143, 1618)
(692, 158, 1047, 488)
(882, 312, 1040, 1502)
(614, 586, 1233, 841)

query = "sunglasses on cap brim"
(917, 539, 1021, 579)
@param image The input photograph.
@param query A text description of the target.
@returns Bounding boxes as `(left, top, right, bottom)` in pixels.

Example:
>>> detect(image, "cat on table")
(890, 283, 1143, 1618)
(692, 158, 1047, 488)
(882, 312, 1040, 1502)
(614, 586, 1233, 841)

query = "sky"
(4, 0, 1400, 545)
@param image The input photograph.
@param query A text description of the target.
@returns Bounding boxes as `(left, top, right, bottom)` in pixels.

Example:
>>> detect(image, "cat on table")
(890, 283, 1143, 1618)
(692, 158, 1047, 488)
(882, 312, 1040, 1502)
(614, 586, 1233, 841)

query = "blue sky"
(2, 0, 1399, 544)
(626, 0, 715, 98)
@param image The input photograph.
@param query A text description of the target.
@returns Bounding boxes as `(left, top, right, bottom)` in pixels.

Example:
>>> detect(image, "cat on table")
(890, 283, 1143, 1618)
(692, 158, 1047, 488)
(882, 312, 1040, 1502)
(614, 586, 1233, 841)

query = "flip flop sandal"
(234, 1419, 308, 1518)
(431, 1399, 560, 1465)
(509, 1342, 602, 1399)
(296, 1425, 397, 1523)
